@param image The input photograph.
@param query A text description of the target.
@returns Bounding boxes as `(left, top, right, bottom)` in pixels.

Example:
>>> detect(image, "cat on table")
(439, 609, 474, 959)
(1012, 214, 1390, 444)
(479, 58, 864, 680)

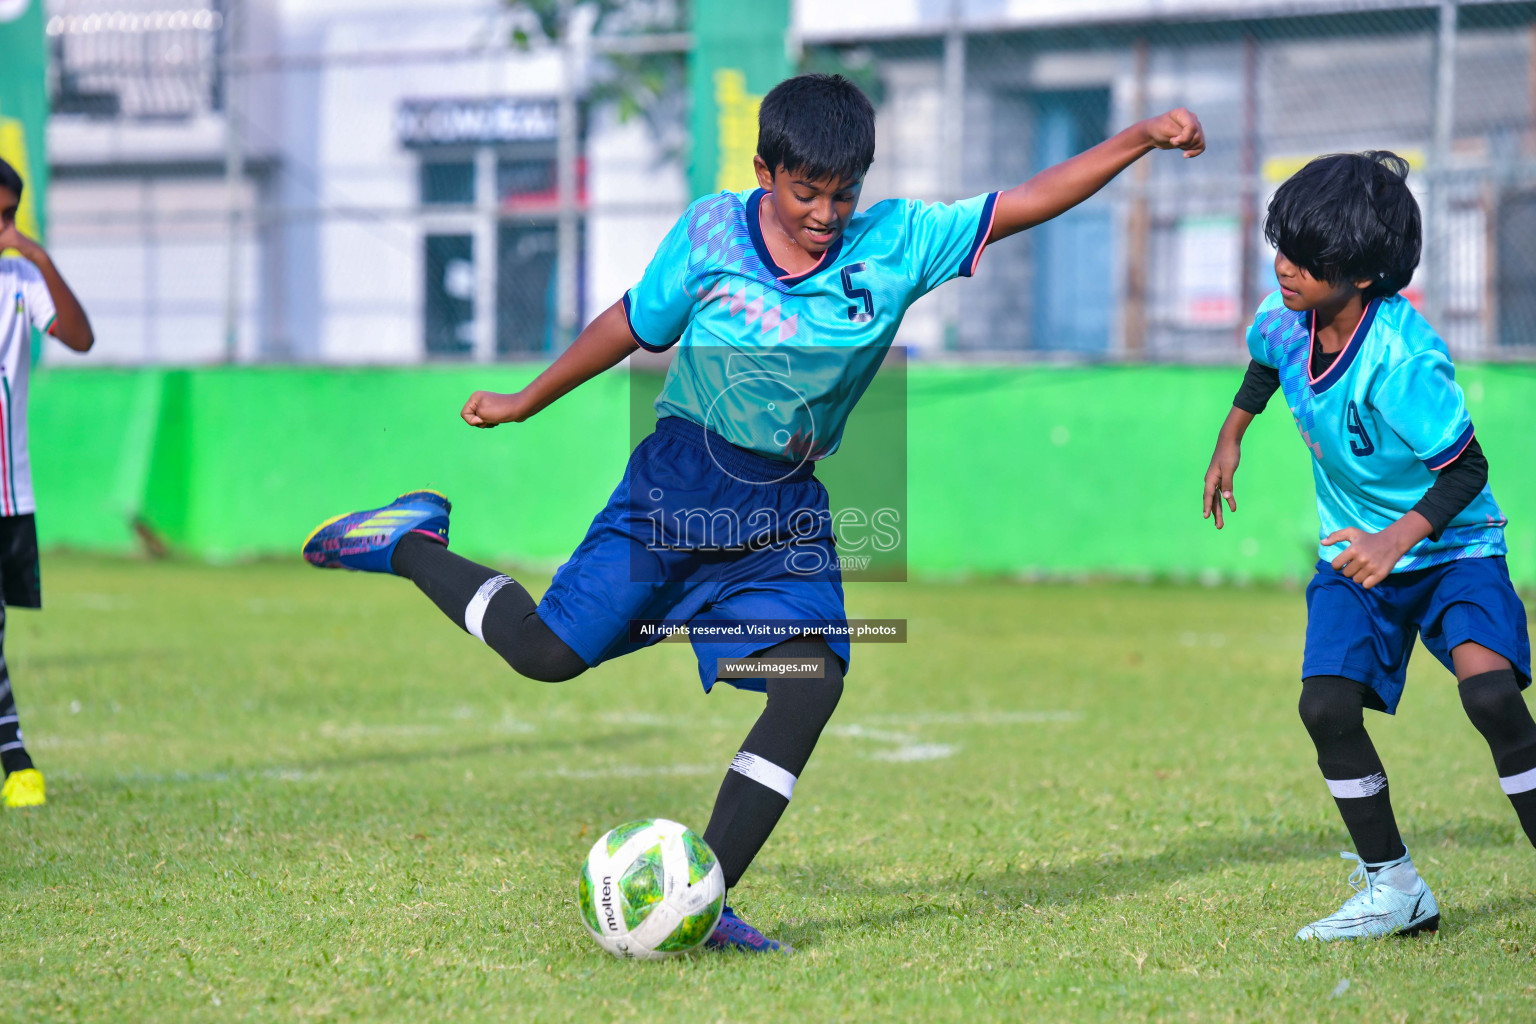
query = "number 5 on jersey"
(842, 263, 873, 323)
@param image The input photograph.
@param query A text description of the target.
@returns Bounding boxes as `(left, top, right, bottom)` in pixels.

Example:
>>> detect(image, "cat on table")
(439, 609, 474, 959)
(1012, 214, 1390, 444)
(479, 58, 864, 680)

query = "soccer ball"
(577, 818, 725, 959)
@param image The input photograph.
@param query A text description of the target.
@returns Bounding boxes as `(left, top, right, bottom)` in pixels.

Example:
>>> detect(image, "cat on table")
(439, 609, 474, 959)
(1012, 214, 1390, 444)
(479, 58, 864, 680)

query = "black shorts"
(0, 514, 41, 609)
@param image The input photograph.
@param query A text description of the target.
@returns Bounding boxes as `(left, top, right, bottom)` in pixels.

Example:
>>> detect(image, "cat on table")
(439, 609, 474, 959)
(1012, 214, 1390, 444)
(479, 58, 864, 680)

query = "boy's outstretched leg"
(390, 533, 586, 682)
(1295, 674, 1438, 940)
(703, 637, 843, 953)
(1453, 643, 1536, 849)
(302, 492, 585, 681)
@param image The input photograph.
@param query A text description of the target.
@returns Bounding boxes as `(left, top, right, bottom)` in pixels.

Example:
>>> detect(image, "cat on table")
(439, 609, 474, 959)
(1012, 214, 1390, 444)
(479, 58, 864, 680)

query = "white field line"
(105, 709, 1079, 786)
(827, 724, 956, 762)
(869, 744, 958, 763)
(855, 710, 1082, 726)
(532, 763, 719, 780)
(114, 766, 315, 785)
(318, 722, 446, 741)
(51, 593, 134, 611)
(828, 711, 1079, 763)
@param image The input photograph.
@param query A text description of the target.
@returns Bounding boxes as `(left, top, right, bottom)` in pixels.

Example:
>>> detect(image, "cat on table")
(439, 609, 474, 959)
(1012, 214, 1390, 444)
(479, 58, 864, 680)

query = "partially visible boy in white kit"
(0, 155, 95, 808)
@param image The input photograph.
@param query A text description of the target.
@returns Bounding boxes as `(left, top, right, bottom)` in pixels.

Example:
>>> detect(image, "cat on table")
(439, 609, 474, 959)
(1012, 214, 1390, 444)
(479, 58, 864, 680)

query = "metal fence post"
(555, 0, 580, 352)
(474, 147, 498, 363)
(941, 1, 965, 350)
(223, 0, 245, 362)
(1429, 0, 1458, 330)
(1123, 37, 1150, 357)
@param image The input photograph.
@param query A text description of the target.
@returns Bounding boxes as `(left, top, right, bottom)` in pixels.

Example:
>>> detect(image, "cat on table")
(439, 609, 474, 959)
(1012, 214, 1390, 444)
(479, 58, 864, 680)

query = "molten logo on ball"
(577, 818, 725, 959)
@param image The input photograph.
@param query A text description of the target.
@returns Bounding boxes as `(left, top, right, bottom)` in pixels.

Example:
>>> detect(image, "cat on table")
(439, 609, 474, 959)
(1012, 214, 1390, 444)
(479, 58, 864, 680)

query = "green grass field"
(4, 556, 1535, 1021)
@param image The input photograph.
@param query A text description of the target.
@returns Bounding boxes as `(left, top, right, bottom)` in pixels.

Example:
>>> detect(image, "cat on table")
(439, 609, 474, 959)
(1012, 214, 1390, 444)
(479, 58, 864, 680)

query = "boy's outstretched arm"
(461, 299, 639, 427)
(987, 108, 1205, 243)
(1203, 406, 1253, 530)
(1205, 359, 1280, 528)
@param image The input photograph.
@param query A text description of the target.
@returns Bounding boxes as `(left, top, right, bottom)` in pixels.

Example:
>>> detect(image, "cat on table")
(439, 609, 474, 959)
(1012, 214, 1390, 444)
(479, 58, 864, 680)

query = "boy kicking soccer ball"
(306, 74, 1204, 951)
(1204, 151, 1534, 940)
(0, 158, 95, 808)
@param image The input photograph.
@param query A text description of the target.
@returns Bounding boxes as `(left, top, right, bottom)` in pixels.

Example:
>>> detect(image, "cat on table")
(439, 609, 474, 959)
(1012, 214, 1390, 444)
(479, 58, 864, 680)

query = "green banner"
(0, 0, 48, 244)
(687, 0, 791, 198)
(24, 365, 1536, 587)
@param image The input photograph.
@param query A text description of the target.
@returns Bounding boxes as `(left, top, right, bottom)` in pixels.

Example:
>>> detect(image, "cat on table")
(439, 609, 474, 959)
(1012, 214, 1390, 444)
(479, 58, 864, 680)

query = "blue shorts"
(536, 416, 849, 692)
(1303, 555, 1531, 713)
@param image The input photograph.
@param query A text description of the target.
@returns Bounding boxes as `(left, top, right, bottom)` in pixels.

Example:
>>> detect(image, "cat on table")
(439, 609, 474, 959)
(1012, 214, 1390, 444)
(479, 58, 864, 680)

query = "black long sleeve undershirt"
(1413, 437, 1487, 540)
(1228, 359, 1489, 542)
(1233, 359, 1280, 415)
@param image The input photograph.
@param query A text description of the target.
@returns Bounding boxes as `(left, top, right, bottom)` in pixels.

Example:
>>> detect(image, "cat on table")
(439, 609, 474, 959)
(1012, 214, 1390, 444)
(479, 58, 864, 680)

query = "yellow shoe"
(2, 768, 45, 808)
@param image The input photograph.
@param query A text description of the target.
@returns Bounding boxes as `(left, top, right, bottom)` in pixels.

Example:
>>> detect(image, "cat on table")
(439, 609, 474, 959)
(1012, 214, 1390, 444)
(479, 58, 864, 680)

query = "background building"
(34, 0, 1536, 366)
(42, 0, 686, 365)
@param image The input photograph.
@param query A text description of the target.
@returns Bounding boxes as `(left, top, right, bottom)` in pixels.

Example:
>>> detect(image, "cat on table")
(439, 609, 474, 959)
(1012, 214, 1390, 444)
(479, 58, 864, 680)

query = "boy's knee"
(1459, 669, 1530, 739)
(501, 613, 588, 683)
(509, 647, 587, 683)
(1298, 675, 1368, 738)
(806, 664, 844, 719)
(761, 637, 844, 721)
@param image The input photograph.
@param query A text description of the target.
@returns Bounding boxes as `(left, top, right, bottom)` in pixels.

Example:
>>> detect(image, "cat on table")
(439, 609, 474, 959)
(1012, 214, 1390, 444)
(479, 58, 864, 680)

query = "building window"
(425, 234, 475, 356)
(497, 224, 559, 356)
(497, 156, 556, 203)
(421, 160, 475, 206)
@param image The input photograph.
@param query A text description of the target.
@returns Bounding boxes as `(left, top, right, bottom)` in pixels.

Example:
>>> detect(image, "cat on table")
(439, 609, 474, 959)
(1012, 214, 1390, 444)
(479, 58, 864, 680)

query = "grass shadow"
(769, 820, 1534, 950)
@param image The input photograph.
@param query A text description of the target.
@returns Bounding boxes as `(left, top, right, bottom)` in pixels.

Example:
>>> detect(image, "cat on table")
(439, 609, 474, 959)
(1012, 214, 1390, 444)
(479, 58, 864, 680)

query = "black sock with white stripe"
(1299, 675, 1406, 865)
(703, 638, 844, 889)
(1459, 669, 1536, 849)
(0, 609, 33, 776)
(390, 533, 586, 682)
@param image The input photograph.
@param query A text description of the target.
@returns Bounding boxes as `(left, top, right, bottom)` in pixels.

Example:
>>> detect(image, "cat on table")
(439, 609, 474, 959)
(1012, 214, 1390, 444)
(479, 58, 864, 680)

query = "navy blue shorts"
(1303, 555, 1531, 713)
(536, 417, 849, 692)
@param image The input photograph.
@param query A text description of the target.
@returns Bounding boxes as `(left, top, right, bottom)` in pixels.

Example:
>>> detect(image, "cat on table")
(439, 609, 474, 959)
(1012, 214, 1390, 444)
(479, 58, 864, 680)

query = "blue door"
(1031, 90, 1112, 353)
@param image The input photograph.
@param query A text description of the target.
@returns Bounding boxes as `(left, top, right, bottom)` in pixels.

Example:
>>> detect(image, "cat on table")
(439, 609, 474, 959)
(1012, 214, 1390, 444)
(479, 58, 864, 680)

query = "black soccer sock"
(703, 638, 844, 890)
(390, 533, 587, 682)
(0, 606, 32, 776)
(1459, 669, 1536, 849)
(1298, 675, 1406, 865)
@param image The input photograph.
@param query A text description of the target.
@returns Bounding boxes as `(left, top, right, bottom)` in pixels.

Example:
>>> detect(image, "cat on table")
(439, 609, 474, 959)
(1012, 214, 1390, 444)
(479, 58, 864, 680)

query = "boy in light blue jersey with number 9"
(1205, 151, 1535, 941)
(306, 74, 1205, 950)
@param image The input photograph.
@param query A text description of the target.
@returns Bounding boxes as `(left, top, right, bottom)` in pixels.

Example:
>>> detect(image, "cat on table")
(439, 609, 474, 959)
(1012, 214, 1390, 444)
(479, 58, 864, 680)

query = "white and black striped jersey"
(0, 257, 56, 517)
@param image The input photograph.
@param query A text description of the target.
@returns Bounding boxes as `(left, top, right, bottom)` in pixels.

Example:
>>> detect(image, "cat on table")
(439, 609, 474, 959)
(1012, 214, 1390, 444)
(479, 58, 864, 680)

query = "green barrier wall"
(28, 365, 1536, 584)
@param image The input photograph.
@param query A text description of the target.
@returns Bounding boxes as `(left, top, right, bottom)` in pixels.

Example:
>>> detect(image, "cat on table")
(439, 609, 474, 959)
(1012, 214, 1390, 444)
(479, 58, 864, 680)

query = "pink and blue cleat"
(302, 491, 451, 573)
(705, 905, 794, 953)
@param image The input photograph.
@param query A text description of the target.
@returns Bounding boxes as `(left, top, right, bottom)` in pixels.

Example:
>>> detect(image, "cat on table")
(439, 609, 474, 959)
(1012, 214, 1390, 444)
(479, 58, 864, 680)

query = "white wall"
(796, 0, 1476, 39)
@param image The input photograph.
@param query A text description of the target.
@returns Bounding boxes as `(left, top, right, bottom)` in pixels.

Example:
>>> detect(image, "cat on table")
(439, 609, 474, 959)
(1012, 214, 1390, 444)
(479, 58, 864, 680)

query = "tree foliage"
(506, 0, 689, 161)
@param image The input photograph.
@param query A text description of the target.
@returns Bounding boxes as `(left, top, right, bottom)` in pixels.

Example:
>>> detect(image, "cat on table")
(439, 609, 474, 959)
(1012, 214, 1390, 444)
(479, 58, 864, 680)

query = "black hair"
(1264, 151, 1420, 299)
(0, 157, 22, 202)
(756, 73, 875, 185)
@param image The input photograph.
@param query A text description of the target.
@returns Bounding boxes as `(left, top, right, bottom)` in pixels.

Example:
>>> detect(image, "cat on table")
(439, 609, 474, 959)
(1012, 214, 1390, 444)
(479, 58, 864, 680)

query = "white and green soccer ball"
(577, 818, 725, 959)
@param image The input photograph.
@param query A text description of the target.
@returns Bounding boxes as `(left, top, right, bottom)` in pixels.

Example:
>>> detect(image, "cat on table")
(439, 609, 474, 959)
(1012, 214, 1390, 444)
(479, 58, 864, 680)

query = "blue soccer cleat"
(704, 905, 794, 954)
(302, 491, 450, 573)
(1295, 851, 1440, 941)
(393, 489, 452, 514)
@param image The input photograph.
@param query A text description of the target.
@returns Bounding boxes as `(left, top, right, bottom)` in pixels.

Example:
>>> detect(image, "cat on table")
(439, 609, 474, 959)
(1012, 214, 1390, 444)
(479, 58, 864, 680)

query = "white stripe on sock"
(729, 751, 796, 800)
(464, 575, 513, 643)
(1500, 765, 1536, 795)
(1326, 772, 1387, 799)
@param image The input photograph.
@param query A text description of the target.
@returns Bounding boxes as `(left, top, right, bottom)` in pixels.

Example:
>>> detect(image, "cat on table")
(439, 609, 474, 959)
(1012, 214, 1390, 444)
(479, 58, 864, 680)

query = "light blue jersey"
(624, 187, 998, 461)
(1247, 290, 1505, 571)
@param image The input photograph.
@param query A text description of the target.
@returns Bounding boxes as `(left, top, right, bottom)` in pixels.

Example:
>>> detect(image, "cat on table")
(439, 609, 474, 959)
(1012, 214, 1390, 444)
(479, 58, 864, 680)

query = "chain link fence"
(810, 2, 1536, 361)
(37, 0, 1536, 365)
